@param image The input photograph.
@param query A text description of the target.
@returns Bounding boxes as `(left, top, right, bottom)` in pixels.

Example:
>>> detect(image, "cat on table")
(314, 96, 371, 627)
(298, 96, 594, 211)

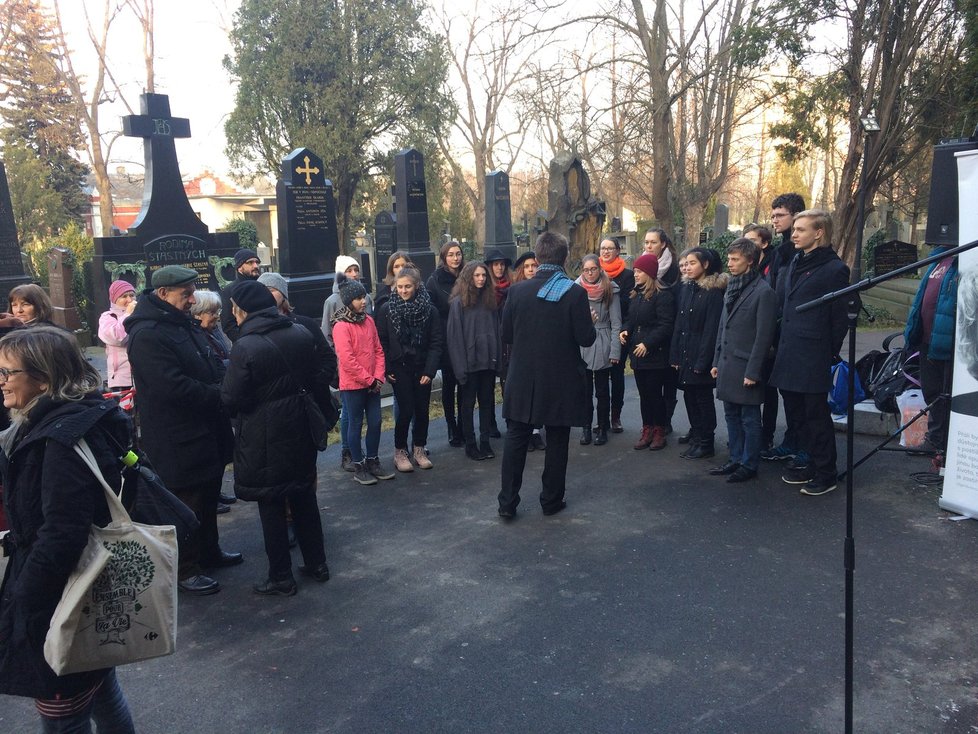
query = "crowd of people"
(6, 190, 932, 730)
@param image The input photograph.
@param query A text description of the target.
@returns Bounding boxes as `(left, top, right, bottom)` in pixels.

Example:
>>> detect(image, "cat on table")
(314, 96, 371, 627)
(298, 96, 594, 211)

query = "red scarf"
(577, 276, 605, 302)
(494, 278, 510, 307)
(600, 256, 625, 280)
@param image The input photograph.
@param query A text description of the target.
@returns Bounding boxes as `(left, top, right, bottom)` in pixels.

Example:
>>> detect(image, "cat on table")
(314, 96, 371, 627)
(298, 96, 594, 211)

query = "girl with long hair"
(427, 241, 465, 447)
(669, 247, 727, 459)
(446, 261, 500, 461)
(575, 254, 621, 446)
(374, 250, 415, 311)
(377, 267, 443, 471)
(619, 253, 676, 451)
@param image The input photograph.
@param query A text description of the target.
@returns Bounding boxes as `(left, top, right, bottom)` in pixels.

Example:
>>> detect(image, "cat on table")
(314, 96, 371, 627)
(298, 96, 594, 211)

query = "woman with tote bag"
(0, 326, 136, 732)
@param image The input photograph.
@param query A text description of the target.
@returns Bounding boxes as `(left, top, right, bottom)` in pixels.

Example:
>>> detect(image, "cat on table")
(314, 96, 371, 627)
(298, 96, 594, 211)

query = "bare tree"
(124, 0, 154, 93)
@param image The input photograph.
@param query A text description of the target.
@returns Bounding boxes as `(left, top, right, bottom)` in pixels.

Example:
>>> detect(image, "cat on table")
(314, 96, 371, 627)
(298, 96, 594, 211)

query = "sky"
(52, 0, 239, 181)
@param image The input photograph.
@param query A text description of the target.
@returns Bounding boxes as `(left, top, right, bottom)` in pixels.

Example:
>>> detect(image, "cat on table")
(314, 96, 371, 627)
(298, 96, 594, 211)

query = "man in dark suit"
(710, 238, 777, 483)
(498, 232, 596, 518)
(768, 210, 850, 496)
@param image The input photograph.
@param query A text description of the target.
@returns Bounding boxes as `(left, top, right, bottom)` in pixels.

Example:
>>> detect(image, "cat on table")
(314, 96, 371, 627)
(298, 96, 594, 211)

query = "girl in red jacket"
(331, 279, 394, 485)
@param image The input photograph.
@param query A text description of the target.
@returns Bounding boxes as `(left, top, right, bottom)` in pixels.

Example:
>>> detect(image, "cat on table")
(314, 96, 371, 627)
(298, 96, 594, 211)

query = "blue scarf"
(536, 264, 574, 302)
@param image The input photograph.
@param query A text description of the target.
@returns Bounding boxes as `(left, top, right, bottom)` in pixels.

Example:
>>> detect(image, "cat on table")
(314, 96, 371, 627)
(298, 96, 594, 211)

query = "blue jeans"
(340, 392, 349, 450)
(723, 402, 762, 471)
(342, 388, 381, 463)
(39, 669, 134, 734)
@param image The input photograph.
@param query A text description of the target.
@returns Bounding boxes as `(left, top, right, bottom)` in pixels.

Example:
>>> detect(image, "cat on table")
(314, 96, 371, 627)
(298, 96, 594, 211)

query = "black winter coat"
(768, 246, 850, 394)
(375, 300, 443, 378)
(611, 267, 635, 322)
(624, 287, 676, 370)
(669, 274, 727, 386)
(220, 309, 324, 500)
(125, 291, 233, 489)
(501, 272, 596, 427)
(427, 267, 458, 369)
(0, 397, 131, 699)
(291, 312, 339, 391)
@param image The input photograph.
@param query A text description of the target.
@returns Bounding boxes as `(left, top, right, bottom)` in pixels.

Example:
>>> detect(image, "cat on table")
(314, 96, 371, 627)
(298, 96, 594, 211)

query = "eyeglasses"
(0, 368, 25, 381)
(582, 267, 600, 273)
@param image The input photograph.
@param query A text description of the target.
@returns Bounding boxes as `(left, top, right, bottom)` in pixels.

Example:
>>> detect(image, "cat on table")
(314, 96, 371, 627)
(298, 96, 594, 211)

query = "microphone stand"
(797, 235, 978, 733)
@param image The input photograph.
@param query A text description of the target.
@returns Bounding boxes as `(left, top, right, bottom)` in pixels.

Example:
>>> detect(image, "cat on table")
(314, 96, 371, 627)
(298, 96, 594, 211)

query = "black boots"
(683, 434, 716, 460)
(580, 427, 592, 445)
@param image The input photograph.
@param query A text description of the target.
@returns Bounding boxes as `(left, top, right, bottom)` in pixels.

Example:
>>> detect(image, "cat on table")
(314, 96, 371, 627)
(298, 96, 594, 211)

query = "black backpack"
(859, 333, 920, 414)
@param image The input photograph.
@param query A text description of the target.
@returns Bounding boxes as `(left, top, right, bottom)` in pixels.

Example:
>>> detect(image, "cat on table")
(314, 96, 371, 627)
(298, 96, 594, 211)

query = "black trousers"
(440, 363, 463, 426)
(257, 483, 326, 582)
(682, 384, 717, 437)
(920, 350, 953, 450)
(499, 420, 571, 514)
(459, 369, 496, 445)
(781, 390, 837, 481)
(391, 362, 433, 449)
(664, 366, 679, 422)
(172, 475, 222, 578)
(761, 357, 779, 445)
(610, 360, 626, 416)
(633, 368, 669, 426)
(586, 368, 612, 429)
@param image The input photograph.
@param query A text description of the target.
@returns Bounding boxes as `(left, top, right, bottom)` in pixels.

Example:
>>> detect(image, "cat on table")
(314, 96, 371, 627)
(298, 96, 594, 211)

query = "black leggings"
(441, 363, 463, 425)
(391, 362, 433, 449)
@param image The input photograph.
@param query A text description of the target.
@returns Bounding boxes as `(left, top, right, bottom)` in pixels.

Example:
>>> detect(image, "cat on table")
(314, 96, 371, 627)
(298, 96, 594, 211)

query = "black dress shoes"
(497, 507, 516, 520)
(178, 575, 221, 596)
(593, 428, 608, 446)
(219, 493, 237, 504)
(254, 578, 298, 596)
(727, 466, 758, 483)
(299, 562, 331, 582)
(542, 500, 568, 516)
(580, 427, 592, 445)
(202, 551, 243, 568)
(709, 461, 741, 476)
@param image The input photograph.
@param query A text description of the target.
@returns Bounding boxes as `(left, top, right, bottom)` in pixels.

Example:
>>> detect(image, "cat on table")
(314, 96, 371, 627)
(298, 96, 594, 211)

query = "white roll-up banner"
(939, 149, 978, 516)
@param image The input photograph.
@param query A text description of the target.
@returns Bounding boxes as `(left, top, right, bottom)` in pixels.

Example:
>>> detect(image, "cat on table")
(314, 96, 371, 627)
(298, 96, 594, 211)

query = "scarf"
(387, 285, 433, 348)
(600, 256, 625, 280)
(331, 305, 367, 325)
(724, 269, 759, 313)
(656, 248, 673, 282)
(536, 264, 574, 302)
(575, 274, 605, 302)
(494, 278, 510, 308)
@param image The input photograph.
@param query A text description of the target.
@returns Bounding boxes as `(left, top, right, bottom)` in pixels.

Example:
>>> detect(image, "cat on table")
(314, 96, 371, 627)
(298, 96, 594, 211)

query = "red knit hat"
(632, 253, 660, 278)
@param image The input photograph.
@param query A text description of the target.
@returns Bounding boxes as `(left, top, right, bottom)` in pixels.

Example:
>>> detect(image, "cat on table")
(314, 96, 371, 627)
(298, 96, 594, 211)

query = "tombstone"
(374, 210, 397, 285)
(484, 170, 517, 263)
(275, 147, 339, 317)
(714, 203, 729, 236)
(545, 152, 606, 265)
(872, 239, 918, 275)
(47, 248, 82, 331)
(0, 161, 31, 293)
(393, 148, 436, 278)
(89, 93, 239, 327)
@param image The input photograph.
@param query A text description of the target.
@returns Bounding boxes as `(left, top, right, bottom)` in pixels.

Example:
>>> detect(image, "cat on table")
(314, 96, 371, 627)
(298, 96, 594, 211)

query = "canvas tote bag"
(43, 437, 178, 675)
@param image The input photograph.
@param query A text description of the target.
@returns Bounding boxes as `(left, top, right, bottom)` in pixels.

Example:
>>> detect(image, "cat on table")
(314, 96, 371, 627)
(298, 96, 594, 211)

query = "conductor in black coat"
(768, 210, 850, 496)
(498, 232, 596, 518)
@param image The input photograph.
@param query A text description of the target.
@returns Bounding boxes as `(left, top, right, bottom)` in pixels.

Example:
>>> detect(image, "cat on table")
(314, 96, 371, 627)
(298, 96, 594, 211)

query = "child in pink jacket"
(331, 279, 394, 485)
(98, 280, 137, 389)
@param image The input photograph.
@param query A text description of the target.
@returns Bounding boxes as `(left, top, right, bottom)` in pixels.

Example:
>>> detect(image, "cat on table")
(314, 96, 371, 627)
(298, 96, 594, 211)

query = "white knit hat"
(335, 255, 360, 275)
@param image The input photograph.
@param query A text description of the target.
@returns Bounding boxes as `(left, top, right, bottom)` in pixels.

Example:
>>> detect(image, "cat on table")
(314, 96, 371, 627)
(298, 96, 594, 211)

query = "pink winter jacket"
(333, 316, 386, 390)
(98, 304, 132, 388)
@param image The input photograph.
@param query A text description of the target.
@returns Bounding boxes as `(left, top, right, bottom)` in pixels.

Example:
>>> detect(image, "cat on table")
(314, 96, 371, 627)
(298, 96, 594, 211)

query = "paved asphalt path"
(4, 337, 978, 732)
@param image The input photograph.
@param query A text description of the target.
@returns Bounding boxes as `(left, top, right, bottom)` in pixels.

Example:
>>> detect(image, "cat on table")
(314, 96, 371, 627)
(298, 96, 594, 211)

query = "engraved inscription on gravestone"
(393, 148, 435, 278)
(144, 235, 211, 284)
(872, 240, 918, 276)
(374, 210, 397, 283)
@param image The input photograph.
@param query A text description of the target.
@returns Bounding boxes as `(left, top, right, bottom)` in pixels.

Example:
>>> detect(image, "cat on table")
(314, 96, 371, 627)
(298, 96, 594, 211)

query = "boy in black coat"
(768, 210, 850, 496)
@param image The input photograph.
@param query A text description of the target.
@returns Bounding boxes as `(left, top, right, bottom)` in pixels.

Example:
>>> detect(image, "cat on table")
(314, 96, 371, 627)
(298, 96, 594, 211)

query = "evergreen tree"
(0, 0, 90, 239)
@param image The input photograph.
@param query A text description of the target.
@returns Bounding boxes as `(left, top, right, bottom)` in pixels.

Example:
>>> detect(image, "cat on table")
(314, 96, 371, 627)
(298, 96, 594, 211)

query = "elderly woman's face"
(0, 353, 45, 411)
(197, 309, 220, 332)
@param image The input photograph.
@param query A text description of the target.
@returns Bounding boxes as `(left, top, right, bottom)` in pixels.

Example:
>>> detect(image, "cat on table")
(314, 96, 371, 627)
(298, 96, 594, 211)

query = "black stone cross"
(122, 93, 206, 238)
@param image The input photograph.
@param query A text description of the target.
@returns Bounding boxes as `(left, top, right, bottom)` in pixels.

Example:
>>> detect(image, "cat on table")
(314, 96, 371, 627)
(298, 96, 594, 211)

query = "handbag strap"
(73, 437, 131, 527)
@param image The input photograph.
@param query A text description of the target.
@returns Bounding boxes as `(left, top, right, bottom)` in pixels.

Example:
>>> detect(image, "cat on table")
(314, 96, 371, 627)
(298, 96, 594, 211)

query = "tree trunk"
(682, 201, 706, 243)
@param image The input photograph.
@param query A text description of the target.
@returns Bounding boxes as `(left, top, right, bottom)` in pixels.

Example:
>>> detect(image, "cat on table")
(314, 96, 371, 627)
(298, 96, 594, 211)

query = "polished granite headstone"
(0, 161, 31, 293)
(393, 148, 435, 278)
(484, 170, 517, 263)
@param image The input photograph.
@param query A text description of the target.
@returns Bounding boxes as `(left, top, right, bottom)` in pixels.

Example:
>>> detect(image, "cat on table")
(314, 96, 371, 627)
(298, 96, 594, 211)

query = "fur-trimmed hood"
(682, 272, 729, 291)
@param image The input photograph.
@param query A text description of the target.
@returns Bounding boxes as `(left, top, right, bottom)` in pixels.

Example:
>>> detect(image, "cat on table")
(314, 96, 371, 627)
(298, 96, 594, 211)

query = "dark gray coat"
(713, 275, 777, 405)
(502, 272, 596, 426)
(768, 247, 850, 394)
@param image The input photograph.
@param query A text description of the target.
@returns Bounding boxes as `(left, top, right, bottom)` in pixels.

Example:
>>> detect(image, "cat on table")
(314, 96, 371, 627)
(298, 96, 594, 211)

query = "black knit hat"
(229, 279, 276, 312)
(339, 278, 367, 307)
(234, 248, 259, 269)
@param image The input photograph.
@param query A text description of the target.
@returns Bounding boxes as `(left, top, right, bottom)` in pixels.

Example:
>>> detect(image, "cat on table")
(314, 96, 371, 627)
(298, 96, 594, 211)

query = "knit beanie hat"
(257, 272, 289, 300)
(234, 248, 259, 268)
(109, 279, 135, 304)
(633, 253, 660, 279)
(335, 254, 360, 276)
(229, 279, 276, 313)
(339, 278, 367, 307)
